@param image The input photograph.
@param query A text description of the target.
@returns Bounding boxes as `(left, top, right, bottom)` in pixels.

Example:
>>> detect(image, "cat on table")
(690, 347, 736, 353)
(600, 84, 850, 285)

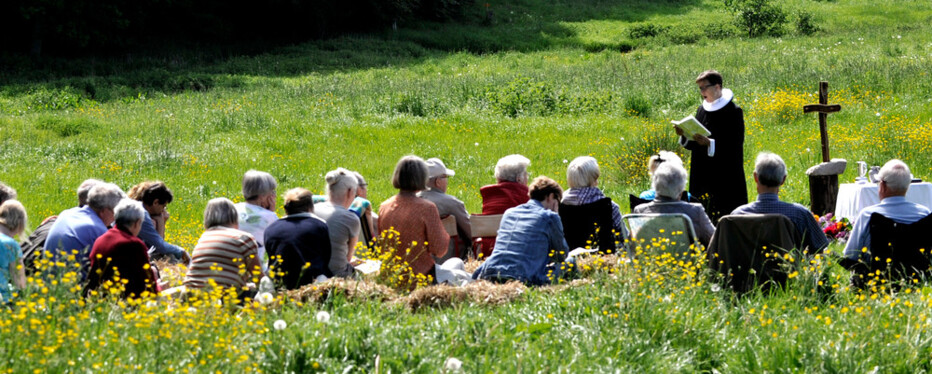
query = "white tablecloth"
(834, 182, 932, 221)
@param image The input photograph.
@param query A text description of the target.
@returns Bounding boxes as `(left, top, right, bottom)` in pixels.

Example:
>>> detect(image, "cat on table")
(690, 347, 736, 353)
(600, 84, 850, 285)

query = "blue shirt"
(137, 211, 187, 260)
(843, 196, 931, 261)
(0, 233, 22, 302)
(472, 200, 569, 285)
(731, 193, 829, 252)
(44, 206, 108, 278)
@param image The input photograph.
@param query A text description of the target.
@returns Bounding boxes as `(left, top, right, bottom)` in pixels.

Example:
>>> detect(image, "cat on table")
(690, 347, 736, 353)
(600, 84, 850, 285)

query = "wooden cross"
(803, 81, 842, 163)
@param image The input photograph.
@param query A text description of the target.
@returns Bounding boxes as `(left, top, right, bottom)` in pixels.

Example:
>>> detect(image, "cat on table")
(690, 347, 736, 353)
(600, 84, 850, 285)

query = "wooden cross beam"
(803, 81, 842, 163)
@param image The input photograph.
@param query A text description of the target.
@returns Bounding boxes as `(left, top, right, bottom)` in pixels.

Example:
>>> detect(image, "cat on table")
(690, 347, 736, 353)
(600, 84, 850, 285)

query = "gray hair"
(0, 200, 27, 235)
(391, 155, 429, 191)
(652, 163, 688, 199)
(242, 170, 277, 201)
(353, 171, 367, 187)
(114, 198, 146, 230)
(0, 182, 16, 204)
(204, 197, 239, 229)
(494, 154, 530, 183)
(754, 152, 787, 188)
(325, 168, 359, 198)
(77, 179, 103, 206)
(878, 159, 912, 193)
(647, 151, 684, 175)
(567, 156, 601, 189)
(87, 183, 125, 212)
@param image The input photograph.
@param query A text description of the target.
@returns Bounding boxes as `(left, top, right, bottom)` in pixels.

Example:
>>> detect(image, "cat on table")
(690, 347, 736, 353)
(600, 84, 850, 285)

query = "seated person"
(477, 154, 531, 255)
(473, 176, 570, 286)
(731, 152, 828, 253)
(127, 181, 190, 263)
(379, 156, 449, 280)
(22, 179, 101, 274)
(561, 156, 624, 251)
(45, 182, 125, 279)
(0, 200, 27, 303)
(315, 168, 362, 278)
(313, 171, 376, 247)
(235, 170, 279, 272)
(0, 182, 16, 204)
(183, 198, 263, 294)
(633, 163, 715, 247)
(418, 158, 472, 260)
(843, 160, 931, 263)
(639, 151, 688, 200)
(265, 188, 332, 289)
(84, 199, 158, 298)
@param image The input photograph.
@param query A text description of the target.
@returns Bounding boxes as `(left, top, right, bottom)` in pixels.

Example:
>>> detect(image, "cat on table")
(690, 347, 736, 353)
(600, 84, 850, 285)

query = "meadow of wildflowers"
(2, 0, 932, 371)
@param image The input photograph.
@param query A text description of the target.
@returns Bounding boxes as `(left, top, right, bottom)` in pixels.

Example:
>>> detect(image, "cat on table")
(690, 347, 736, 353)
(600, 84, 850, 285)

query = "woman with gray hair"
(184, 198, 262, 293)
(314, 168, 361, 278)
(84, 199, 158, 299)
(234, 170, 279, 272)
(633, 162, 716, 247)
(0, 200, 27, 303)
(560, 156, 625, 252)
(378, 156, 449, 282)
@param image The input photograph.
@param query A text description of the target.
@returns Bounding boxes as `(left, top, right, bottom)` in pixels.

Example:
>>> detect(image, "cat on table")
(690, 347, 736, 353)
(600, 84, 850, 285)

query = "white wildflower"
(444, 357, 463, 371)
(316, 310, 331, 323)
(256, 292, 274, 306)
(710, 283, 722, 292)
(273, 319, 287, 331)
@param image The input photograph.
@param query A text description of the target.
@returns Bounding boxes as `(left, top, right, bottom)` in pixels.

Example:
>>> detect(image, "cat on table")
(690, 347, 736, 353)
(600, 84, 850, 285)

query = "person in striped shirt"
(184, 198, 263, 295)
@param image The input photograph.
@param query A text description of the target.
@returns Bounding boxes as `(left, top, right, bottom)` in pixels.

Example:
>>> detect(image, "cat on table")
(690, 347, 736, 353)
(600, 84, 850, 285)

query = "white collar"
(702, 88, 734, 112)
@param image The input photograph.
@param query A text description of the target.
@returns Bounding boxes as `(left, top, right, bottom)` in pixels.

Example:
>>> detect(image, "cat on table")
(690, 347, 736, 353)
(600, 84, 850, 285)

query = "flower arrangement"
(817, 213, 851, 243)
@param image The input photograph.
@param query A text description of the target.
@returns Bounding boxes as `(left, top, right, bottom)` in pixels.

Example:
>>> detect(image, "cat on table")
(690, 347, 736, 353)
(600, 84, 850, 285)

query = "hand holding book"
(671, 115, 711, 138)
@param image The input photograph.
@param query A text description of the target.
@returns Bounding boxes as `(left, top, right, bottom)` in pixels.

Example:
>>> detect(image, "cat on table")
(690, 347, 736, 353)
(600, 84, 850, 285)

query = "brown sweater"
(378, 193, 449, 276)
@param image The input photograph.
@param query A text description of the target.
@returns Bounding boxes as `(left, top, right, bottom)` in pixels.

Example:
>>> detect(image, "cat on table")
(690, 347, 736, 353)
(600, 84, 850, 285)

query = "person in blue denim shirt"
(473, 176, 570, 286)
(128, 181, 190, 264)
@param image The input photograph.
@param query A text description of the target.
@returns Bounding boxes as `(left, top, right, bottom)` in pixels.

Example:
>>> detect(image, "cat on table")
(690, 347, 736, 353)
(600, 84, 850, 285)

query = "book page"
(672, 115, 711, 137)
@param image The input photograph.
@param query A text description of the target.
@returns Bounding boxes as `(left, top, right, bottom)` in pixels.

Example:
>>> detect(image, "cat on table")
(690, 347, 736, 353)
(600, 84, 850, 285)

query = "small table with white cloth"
(834, 182, 932, 221)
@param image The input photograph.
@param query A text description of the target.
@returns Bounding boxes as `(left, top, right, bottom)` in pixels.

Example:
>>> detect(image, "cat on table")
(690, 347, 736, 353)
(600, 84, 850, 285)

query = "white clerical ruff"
(702, 88, 734, 112)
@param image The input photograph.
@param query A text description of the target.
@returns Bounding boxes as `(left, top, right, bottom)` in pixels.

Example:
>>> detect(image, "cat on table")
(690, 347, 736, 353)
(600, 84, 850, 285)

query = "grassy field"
(2, 0, 932, 371)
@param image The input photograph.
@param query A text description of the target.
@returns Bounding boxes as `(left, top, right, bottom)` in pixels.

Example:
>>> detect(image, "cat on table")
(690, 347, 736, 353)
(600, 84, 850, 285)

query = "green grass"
(2, 0, 932, 371)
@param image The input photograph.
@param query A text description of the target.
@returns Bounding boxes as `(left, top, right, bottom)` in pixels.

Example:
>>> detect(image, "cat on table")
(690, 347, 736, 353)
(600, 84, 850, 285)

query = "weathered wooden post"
(803, 81, 844, 216)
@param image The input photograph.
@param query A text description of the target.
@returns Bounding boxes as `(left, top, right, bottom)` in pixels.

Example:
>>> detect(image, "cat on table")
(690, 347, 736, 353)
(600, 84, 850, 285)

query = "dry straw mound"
(399, 280, 528, 311)
(285, 278, 397, 304)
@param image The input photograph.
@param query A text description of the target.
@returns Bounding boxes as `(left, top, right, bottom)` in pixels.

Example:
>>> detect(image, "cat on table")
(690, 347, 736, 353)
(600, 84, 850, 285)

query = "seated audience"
(477, 154, 531, 255)
(473, 176, 570, 285)
(127, 181, 190, 263)
(352, 171, 378, 249)
(183, 198, 262, 293)
(0, 200, 27, 303)
(731, 152, 829, 253)
(379, 156, 449, 279)
(22, 179, 101, 273)
(639, 151, 688, 200)
(561, 156, 624, 251)
(843, 160, 931, 263)
(235, 170, 279, 272)
(0, 182, 17, 204)
(418, 158, 472, 260)
(633, 163, 715, 247)
(84, 199, 158, 298)
(45, 182, 125, 279)
(265, 188, 332, 289)
(314, 168, 361, 278)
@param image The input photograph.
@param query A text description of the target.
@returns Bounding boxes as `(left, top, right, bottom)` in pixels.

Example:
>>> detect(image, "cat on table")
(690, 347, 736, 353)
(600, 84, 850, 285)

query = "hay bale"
(400, 280, 527, 311)
(284, 278, 397, 304)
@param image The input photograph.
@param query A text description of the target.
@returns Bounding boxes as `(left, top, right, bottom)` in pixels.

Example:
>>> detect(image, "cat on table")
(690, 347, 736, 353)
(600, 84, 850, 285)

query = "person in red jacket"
(84, 199, 157, 299)
(476, 154, 531, 257)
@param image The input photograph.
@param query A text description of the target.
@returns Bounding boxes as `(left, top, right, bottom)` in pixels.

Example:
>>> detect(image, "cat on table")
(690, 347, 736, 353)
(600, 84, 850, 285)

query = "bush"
(724, 0, 788, 37)
(624, 95, 652, 118)
(795, 10, 820, 35)
(485, 77, 557, 117)
(629, 23, 670, 39)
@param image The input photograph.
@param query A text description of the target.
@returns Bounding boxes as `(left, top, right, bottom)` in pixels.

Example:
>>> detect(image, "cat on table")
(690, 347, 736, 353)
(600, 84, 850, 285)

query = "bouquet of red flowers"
(817, 212, 851, 243)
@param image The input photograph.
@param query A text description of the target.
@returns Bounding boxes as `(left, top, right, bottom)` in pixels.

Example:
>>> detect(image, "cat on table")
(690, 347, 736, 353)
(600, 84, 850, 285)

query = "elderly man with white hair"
(731, 152, 828, 253)
(419, 158, 472, 260)
(235, 170, 279, 272)
(45, 182, 125, 279)
(843, 160, 931, 262)
(480, 154, 531, 215)
(84, 199, 158, 298)
(633, 162, 715, 246)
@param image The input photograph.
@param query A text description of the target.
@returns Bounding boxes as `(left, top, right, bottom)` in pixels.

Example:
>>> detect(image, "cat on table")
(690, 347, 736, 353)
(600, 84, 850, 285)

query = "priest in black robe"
(674, 70, 748, 223)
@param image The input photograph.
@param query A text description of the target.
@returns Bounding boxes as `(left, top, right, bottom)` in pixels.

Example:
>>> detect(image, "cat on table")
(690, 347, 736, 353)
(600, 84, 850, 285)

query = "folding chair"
(470, 214, 503, 259)
(622, 213, 698, 258)
(707, 214, 799, 293)
(841, 212, 932, 289)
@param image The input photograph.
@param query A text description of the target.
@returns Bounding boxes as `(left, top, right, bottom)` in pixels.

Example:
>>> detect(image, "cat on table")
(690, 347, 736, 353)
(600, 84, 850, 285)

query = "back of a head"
(392, 155, 428, 191)
(283, 188, 315, 216)
(87, 183, 126, 212)
(204, 197, 238, 229)
(878, 159, 911, 194)
(77, 178, 104, 207)
(647, 151, 684, 175)
(695, 69, 723, 86)
(353, 171, 367, 187)
(325, 168, 359, 198)
(754, 152, 787, 188)
(242, 170, 278, 200)
(114, 198, 146, 229)
(567, 156, 600, 189)
(529, 176, 563, 202)
(0, 200, 27, 236)
(495, 154, 531, 183)
(128, 181, 174, 206)
(652, 163, 688, 199)
(0, 182, 17, 204)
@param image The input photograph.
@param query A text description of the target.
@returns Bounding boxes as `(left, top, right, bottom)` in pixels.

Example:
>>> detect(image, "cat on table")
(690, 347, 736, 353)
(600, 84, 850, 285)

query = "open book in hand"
(671, 115, 711, 138)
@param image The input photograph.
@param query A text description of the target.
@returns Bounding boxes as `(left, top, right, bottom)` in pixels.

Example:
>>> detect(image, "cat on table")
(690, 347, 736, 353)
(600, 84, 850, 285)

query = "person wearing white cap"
(418, 158, 472, 260)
